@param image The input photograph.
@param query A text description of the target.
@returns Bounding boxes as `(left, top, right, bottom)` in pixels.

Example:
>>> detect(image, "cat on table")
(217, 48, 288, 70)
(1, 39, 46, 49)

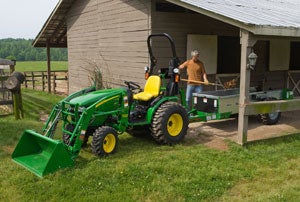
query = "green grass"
(0, 89, 299, 201)
(15, 61, 68, 72)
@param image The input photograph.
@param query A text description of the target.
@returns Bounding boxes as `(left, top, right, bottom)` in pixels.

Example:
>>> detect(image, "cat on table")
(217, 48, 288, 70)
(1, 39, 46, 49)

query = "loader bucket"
(12, 130, 74, 177)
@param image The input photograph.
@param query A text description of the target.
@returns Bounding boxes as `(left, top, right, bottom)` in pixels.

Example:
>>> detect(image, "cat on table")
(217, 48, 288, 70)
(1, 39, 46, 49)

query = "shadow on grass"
(22, 94, 57, 120)
(245, 133, 300, 147)
(68, 133, 160, 170)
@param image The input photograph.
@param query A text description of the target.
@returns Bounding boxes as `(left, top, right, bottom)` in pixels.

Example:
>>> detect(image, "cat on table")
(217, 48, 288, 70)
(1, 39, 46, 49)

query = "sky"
(0, 0, 59, 39)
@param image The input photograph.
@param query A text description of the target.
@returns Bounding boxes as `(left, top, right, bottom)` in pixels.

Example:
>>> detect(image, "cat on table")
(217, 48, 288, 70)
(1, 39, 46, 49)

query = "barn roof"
(33, 0, 300, 48)
(32, 0, 75, 48)
(168, 0, 300, 37)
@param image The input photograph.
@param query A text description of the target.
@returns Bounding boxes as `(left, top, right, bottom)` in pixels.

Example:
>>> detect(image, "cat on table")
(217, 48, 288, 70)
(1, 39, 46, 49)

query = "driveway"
(186, 110, 300, 150)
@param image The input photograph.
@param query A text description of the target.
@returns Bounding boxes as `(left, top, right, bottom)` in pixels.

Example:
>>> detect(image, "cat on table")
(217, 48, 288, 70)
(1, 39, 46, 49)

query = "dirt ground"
(37, 107, 299, 152)
(185, 110, 300, 150)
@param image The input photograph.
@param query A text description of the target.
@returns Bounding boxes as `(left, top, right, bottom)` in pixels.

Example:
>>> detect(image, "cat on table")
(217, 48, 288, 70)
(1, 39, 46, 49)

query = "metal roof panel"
(177, 0, 300, 27)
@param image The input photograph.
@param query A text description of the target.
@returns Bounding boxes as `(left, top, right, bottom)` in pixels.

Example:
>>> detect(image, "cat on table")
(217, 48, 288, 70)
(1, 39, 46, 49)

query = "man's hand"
(204, 79, 209, 84)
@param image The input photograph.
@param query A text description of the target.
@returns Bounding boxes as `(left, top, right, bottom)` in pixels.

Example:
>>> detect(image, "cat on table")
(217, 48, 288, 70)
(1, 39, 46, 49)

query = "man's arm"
(203, 73, 209, 83)
(202, 62, 209, 83)
(179, 61, 188, 69)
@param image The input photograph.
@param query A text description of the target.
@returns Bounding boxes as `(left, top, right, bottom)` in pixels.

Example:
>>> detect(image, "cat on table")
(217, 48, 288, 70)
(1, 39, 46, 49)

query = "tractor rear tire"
(91, 126, 119, 157)
(151, 102, 188, 145)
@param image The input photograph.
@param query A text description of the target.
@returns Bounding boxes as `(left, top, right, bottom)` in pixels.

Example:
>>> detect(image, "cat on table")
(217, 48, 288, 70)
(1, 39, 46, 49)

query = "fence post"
(53, 72, 57, 94)
(31, 72, 35, 89)
(24, 72, 28, 88)
(42, 71, 45, 91)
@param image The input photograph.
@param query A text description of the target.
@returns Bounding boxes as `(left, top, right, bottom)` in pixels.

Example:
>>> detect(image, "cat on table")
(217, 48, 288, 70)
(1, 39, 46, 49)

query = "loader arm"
(41, 86, 96, 138)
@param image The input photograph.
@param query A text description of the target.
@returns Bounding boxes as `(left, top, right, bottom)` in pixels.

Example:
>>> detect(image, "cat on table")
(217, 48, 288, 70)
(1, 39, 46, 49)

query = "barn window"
(290, 41, 300, 70)
(217, 36, 241, 74)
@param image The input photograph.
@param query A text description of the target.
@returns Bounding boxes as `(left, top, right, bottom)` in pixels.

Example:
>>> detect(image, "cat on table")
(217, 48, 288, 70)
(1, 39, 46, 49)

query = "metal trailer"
(191, 88, 294, 125)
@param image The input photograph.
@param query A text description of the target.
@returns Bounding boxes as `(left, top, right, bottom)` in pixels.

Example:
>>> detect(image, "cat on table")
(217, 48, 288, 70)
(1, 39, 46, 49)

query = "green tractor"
(12, 33, 189, 177)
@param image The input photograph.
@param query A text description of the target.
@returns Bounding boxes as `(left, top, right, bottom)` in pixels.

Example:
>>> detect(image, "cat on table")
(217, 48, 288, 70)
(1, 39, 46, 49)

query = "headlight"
(173, 68, 179, 74)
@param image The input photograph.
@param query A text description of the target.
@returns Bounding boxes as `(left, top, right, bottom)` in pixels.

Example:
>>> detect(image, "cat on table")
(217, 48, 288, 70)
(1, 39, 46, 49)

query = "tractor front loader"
(12, 33, 189, 177)
(12, 87, 131, 177)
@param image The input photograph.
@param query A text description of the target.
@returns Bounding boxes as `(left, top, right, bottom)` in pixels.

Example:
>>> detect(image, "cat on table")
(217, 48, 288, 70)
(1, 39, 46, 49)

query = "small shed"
(33, 0, 300, 144)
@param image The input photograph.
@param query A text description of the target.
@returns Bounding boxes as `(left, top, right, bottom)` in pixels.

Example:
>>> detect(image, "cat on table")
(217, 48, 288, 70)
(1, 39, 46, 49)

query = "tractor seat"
(133, 76, 161, 101)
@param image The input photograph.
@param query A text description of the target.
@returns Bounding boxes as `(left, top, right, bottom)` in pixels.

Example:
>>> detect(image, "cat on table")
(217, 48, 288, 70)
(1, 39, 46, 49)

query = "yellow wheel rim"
(103, 133, 116, 153)
(167, 113, 183, 137)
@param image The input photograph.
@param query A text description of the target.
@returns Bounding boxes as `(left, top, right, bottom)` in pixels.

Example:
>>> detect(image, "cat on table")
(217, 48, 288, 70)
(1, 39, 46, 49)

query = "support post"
(237, 30, 256, 145)
(46, 41, 51, 93)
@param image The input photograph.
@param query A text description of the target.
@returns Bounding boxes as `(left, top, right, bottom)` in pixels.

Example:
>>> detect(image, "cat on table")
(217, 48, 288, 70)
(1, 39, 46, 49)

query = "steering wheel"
(124, 81, 142, 92)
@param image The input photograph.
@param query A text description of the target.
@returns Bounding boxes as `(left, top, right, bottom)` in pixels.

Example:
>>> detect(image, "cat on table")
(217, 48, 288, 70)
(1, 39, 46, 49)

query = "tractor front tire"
(62, 124, 75, 146)
(62, 124, 89, 147)
(91, 126, 119, 157)
(151, 102, 188, 145)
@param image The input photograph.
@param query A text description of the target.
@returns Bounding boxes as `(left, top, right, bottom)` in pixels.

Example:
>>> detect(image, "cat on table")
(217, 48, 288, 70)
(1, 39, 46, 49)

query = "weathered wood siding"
(67, 0, 151, 93)
(67, 0, 99, 93)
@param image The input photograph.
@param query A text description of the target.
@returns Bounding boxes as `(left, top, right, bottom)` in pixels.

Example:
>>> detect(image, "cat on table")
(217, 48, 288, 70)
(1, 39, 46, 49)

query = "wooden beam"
(237, 29, 257, 145)
(55, 28, 67, 45)
(49, 19, 66, 41)
(46, 41, 51, 93)
(245, 99, 300, 115)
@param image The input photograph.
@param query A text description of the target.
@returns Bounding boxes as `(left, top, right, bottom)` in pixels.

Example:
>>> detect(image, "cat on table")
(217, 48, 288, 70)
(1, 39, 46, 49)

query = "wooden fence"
(23, 70, 68, 95)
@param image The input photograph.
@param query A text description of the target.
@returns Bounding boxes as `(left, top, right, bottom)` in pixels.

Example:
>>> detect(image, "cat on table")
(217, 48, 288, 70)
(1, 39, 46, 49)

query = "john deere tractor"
(12, 33, 189, 177)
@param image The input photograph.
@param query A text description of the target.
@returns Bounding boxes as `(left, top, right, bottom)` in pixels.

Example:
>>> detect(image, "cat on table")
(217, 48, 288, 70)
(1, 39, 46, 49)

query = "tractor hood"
(68, 88, 127, 107)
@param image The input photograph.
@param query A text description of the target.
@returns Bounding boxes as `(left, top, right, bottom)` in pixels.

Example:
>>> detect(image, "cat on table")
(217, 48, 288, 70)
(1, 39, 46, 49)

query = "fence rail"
(23, 70, 68, 95)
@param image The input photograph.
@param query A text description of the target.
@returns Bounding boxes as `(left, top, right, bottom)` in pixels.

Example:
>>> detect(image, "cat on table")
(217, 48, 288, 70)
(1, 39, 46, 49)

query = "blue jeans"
(186, 85, 203, 110)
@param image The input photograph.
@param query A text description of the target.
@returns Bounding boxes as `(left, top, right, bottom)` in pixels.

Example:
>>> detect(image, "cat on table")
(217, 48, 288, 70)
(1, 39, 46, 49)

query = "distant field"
(15, 61, 68, 72)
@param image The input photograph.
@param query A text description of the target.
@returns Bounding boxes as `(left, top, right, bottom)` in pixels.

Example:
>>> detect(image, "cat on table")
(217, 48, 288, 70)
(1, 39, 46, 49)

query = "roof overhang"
(32, 0, 76, 48)
(34, 0, 300, 48)
(167, 0, 300, 38)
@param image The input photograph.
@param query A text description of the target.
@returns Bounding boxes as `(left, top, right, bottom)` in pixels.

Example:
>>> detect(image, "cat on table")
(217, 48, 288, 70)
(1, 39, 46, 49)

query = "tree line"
(0, 38, 67, 61)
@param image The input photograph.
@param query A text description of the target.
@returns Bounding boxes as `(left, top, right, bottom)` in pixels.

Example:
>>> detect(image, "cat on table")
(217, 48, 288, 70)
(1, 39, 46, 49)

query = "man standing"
(179, 50, 208, 110)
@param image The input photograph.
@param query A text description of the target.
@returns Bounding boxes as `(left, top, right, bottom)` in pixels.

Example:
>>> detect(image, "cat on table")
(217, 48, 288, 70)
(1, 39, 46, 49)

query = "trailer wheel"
(151, 102, 188, 145)
(259, 97, 281, 125)
(260, 112, 281, 125)
(91, 126, 119, 157)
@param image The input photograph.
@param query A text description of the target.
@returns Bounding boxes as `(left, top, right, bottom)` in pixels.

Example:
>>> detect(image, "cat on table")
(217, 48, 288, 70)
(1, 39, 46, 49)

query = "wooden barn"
(33, 0, 300, 144)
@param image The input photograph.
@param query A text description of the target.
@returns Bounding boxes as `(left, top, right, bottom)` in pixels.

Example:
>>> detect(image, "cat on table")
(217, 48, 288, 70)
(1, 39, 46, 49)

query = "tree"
(6, 55, 16, 60)
(0, 38, 67, 61)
